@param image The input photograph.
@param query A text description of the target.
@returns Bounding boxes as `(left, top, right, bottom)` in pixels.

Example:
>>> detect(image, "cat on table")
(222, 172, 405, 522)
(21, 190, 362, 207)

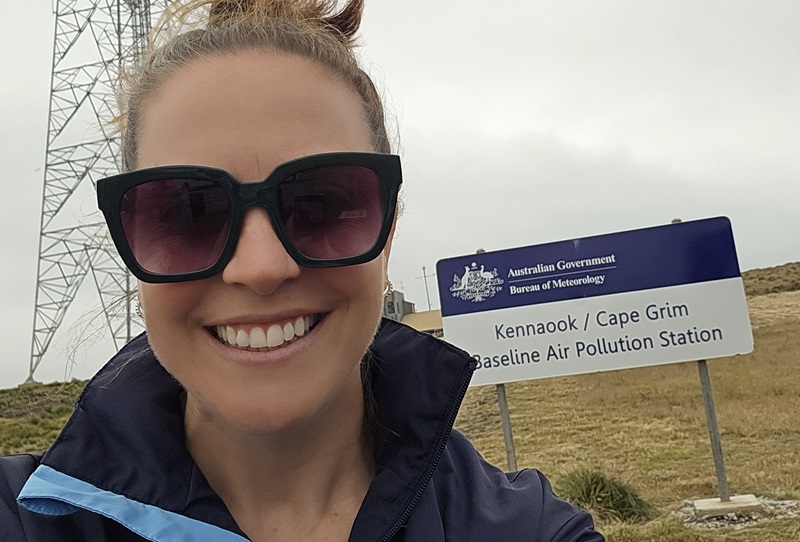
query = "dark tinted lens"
(119, 178, 231, 274)
(279, 165, 385, 260)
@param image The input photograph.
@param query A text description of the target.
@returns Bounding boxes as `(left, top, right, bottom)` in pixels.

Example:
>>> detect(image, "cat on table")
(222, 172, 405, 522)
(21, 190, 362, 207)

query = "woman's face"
(136, 50, 392, 435)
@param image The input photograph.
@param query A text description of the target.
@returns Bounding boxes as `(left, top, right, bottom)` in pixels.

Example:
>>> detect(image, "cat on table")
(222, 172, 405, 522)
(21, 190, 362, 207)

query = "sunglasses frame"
(97, 152, 402, 283)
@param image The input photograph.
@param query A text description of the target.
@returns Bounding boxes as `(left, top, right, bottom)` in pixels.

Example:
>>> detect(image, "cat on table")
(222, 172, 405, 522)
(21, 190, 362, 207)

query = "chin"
(187, 368, 363, 439)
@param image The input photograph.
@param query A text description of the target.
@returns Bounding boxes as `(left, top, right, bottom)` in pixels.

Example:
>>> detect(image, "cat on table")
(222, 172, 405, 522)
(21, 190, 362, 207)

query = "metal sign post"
(697, 359, 731, 501)
(495, 383, 518, 471)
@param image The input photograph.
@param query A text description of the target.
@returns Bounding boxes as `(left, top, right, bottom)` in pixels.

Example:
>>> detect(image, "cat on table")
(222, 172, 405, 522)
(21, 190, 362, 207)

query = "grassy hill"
(2, 261, 799, 541)
(0, 380, 83, 455)
(741, 261, 800, 296)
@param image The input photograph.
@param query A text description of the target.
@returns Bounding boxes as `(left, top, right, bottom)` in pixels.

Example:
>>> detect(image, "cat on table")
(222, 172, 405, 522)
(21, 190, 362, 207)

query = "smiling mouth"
(211, 314, 322, 351)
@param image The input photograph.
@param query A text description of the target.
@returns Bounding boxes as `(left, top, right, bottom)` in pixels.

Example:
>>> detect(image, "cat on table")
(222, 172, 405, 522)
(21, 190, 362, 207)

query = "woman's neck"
(184, 376, 374, 541)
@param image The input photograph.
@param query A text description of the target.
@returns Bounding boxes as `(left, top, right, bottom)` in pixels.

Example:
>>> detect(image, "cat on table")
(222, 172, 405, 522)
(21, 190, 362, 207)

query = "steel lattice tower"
(28, 0, 166, 382)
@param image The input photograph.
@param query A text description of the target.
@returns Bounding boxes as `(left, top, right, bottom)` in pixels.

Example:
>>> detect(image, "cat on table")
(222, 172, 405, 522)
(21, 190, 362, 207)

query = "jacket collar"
(25, 319, 476, 539)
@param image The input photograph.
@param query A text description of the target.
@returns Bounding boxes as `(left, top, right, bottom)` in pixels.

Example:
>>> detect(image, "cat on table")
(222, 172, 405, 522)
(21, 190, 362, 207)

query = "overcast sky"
(1, 1, 798, 388)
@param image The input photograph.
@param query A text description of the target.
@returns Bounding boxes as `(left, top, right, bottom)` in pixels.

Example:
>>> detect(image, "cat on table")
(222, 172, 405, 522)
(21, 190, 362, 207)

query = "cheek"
(138, 282, 206, 363)
(139, 283, 201, 321)
(326, 259, 386, 307)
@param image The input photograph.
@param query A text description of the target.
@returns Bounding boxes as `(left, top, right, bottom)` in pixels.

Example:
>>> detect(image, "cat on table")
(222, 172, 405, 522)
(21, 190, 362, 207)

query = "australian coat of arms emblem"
(450, 262, 504, 302)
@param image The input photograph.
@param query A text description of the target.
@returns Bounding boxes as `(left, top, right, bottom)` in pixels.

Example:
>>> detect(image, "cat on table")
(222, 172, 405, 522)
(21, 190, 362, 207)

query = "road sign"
(437, 217, 753, 387)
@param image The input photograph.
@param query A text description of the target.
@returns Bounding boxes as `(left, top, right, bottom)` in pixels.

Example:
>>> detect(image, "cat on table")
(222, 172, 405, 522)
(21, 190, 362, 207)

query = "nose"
(221, 207, 302, 295)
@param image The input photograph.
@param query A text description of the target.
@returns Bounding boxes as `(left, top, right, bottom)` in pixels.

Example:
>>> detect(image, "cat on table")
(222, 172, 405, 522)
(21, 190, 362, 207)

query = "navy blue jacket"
(0, 319, 603, 541)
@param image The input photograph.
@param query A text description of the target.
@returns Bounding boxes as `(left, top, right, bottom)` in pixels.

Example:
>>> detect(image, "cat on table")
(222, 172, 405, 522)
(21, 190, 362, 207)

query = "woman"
(0, 1, 604, 540)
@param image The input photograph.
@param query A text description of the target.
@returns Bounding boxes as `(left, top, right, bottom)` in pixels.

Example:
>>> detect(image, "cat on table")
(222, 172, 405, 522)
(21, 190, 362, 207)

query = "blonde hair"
(117, 0, 391, 171)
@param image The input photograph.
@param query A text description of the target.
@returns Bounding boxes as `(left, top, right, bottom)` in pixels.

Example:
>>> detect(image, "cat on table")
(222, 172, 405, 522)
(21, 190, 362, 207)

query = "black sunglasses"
(97, 152, 402, 283)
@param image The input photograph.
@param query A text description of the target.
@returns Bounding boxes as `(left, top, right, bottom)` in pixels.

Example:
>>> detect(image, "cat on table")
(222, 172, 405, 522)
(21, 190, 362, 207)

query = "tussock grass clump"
(555, 468, 657, 523)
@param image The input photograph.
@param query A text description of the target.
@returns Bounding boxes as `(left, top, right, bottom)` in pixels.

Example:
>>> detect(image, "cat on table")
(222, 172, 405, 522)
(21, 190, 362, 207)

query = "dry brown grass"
(742, 262, 800, 297)
(455, 263, 800, 540)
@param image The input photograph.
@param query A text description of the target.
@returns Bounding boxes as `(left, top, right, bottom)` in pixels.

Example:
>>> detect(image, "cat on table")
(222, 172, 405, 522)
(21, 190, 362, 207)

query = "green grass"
(0, 380, 84, 455)
(554, 468, 657, 523)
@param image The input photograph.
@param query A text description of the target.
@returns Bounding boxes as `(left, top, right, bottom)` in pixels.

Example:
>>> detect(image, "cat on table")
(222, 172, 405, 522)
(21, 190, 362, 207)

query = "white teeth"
(266, 324, 284, 347)
(294, 317, 305, 337)
(215, 315, 319, 349)
(250, 327, 268, 348)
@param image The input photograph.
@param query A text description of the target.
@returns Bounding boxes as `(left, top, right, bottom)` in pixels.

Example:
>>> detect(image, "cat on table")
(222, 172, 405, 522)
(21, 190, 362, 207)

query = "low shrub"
(555, 468, 657, 523)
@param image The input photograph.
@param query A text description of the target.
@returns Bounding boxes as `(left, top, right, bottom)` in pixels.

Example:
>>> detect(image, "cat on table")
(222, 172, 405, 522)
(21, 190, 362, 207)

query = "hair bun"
(208, 0, 364, 41)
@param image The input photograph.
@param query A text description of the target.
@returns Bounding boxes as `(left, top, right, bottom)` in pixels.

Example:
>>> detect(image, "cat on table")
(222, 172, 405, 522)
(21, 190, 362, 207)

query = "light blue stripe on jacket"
(18, 465, 249, 542)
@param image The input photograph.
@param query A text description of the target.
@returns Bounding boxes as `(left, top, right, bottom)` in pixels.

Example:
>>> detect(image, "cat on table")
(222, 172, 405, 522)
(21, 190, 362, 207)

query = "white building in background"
(383, 290, 443, 338)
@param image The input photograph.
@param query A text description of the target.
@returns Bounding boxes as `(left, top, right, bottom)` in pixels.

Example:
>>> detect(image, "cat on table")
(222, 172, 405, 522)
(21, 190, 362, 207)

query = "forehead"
(136, 50, 372, 177)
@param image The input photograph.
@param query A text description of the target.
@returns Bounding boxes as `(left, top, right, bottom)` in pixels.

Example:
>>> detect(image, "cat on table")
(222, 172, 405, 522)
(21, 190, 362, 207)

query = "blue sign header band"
(436, 217, 741, 317)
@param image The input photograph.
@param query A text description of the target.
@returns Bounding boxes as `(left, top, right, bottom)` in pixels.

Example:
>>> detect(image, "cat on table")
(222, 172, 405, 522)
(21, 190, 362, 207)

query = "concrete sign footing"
(692, 494, 762, 517)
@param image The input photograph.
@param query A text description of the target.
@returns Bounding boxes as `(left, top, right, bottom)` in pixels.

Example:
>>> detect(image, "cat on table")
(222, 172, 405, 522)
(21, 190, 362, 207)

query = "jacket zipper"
(375, 360, 477, 542)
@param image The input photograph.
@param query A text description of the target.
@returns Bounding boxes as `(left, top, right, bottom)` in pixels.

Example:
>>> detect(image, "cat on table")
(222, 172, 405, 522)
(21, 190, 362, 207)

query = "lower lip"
(205, 316, 326, 366)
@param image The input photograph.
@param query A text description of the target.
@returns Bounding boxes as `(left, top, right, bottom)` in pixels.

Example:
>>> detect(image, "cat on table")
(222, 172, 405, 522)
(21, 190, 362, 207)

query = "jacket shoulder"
(0, 453, 42, 502)
(429, 431, 604, 541)
(0, 454, 145, 541)
(0, 454, 42, 540)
